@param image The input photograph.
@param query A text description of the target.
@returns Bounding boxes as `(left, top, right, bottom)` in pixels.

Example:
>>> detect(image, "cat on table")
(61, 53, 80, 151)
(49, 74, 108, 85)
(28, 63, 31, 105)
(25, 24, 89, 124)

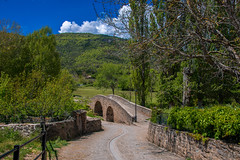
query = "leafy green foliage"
(157, 71, 183, 108)
(0, 27, 84, 123)
(74, 46, 126, 75)
(167, 106, 240, 143)
(150, 107, 163, 124)
(0, 27, 60, 78)
(0, 69, 83, 123)
(0, 32, 29, 77)
(189, 59, 240, 106)
(94, 63, 122, 94)
(155, 59, 240, 108)
(25, 26, 60, 77)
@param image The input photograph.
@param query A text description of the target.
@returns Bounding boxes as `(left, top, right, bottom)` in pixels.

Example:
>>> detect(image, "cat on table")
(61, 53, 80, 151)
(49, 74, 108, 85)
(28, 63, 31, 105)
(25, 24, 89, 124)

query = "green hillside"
(55, 33, 128, 75)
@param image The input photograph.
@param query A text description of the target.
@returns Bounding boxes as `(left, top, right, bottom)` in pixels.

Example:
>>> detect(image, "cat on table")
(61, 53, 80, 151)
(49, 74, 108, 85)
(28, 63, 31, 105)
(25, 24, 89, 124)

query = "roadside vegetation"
(0, 128, 68, 159)
(0, 25, 88, 124)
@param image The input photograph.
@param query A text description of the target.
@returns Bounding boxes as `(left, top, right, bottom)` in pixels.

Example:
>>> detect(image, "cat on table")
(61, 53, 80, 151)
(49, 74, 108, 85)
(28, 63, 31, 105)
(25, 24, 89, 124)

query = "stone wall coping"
(86, 117, 101, 121)
(0, 119, 75, 127)
(108, 94, 151, 111)
(0, 123, 40, 127)
(45, 119, 74, 125)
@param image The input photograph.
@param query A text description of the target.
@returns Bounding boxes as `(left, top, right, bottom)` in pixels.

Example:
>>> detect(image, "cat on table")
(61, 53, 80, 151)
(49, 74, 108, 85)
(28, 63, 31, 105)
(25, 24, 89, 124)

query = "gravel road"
(58, 121, 184, 160)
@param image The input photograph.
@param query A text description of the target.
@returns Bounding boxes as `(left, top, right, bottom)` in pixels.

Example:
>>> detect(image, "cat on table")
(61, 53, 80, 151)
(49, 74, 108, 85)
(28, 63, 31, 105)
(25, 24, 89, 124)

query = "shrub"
(0, 70, 85, 123)
(167, 105, 240, 143)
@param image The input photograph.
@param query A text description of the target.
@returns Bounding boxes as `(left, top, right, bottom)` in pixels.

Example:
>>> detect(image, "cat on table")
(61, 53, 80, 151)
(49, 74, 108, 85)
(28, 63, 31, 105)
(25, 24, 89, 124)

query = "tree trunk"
(111, 87, 115, 95)
(182, 67, 191, 106)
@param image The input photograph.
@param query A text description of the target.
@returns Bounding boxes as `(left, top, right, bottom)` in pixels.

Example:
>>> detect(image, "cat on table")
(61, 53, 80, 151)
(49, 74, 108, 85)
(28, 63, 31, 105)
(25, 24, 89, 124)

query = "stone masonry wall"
(86, 117, 102, 133)
(0, 124, 40, 136)
(0, 110, 102, 140)
(148, 122, 240, 160)
(108, 95, 152, 117)
(46, 120, 77, 140)
(89, 95, 133, 125)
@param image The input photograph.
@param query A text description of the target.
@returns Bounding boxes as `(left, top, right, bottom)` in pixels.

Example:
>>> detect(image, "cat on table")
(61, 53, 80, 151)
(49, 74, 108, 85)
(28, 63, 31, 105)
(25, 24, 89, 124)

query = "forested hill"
(55, 33, 128, 76)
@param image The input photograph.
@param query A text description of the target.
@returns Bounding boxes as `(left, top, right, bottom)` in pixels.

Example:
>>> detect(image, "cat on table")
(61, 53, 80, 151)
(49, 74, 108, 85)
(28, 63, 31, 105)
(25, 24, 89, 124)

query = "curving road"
(58, 120, 184, 160)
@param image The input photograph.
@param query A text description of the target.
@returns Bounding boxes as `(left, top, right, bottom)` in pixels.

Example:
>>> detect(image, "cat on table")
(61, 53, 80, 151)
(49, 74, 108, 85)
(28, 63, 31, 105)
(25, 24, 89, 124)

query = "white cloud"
(58, 5, 131, 38)
(58, 4, 154, 39)
(58, 21, 81, 33)
(58, 20, 116, 36)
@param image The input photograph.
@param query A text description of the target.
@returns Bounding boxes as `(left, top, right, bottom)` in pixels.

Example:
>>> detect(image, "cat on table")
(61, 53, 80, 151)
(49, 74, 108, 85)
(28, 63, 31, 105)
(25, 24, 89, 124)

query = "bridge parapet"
(89, 95, 133, 125)
(107, 95, 152, 117)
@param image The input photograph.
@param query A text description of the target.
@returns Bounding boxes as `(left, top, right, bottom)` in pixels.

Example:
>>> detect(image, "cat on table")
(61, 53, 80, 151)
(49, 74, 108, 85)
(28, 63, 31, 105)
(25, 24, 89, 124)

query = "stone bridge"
(89, 95, 152, 125)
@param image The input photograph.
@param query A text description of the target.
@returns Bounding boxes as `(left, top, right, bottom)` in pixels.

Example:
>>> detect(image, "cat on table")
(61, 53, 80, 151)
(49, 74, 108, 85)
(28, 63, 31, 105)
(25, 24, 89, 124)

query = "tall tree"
(151, 0, 240, 77)
(129, 0, 151, 106)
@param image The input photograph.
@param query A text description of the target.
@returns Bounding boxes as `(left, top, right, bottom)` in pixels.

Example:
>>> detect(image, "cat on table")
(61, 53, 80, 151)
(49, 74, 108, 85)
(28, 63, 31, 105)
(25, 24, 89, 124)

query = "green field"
(73, 86, 157, 106)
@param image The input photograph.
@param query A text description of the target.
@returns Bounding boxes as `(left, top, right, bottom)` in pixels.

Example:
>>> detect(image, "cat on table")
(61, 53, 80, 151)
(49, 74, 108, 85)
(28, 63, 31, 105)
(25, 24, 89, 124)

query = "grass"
(74, 86, 118, 98)
(73, 86, 158, 106)
(0, 128, 68, 159)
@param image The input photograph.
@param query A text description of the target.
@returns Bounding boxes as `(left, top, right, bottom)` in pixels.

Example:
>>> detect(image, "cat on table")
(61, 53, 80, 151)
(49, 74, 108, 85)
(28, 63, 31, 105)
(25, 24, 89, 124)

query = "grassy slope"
(56, 33, 128, 75)
(56, 33, 121, 58)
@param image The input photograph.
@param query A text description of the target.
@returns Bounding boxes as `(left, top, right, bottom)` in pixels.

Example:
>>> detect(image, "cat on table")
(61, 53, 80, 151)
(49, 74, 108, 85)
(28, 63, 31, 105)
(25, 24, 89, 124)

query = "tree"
(150, 0, 240, 77)
(25, 26, 61, 78)
(148, 0, 240, 106)
(0, 20, 28, 77)
(0, 26, 60, 78)
(95, 0, 240, 107)
(128, 0, 151, 106)
(94, 63, 121, 94)
(0, 19, 21, 33)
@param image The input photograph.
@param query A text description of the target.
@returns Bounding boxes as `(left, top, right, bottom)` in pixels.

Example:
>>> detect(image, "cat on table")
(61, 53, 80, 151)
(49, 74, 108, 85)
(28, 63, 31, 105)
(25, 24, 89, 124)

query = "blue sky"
(0, 0, 120, 35)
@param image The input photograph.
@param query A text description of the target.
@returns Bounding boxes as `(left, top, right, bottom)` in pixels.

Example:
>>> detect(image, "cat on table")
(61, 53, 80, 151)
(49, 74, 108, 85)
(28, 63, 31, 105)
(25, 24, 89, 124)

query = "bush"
(0, 70, 85, 123)
(167, 105, 240, 143)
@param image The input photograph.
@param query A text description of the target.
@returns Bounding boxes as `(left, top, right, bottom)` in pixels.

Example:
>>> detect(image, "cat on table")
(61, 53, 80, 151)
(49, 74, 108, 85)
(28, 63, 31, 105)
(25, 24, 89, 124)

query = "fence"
(0, 122, 47, 160)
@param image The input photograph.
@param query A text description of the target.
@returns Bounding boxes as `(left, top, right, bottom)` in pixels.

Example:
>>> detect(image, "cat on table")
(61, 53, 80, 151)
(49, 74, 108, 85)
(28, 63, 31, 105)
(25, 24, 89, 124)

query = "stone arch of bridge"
(90, 95, 136, 124)
(94, 101, 103, 116)
(106, 106, 114, 122)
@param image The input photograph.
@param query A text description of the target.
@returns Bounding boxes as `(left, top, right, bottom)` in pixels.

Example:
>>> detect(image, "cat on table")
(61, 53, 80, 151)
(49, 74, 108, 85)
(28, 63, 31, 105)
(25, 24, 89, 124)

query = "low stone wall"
(0, 110, 102, 140)
(0, 123, 40, 136)
(46, 120, 77, 140)
(108, 95, 152, 117)
(148, 122, 240, 160)
(86, 117, 102, 133)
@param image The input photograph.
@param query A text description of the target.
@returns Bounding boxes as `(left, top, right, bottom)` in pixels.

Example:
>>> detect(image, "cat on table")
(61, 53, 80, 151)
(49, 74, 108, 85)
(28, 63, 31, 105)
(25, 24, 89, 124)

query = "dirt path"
(58, 121, 184, 160)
